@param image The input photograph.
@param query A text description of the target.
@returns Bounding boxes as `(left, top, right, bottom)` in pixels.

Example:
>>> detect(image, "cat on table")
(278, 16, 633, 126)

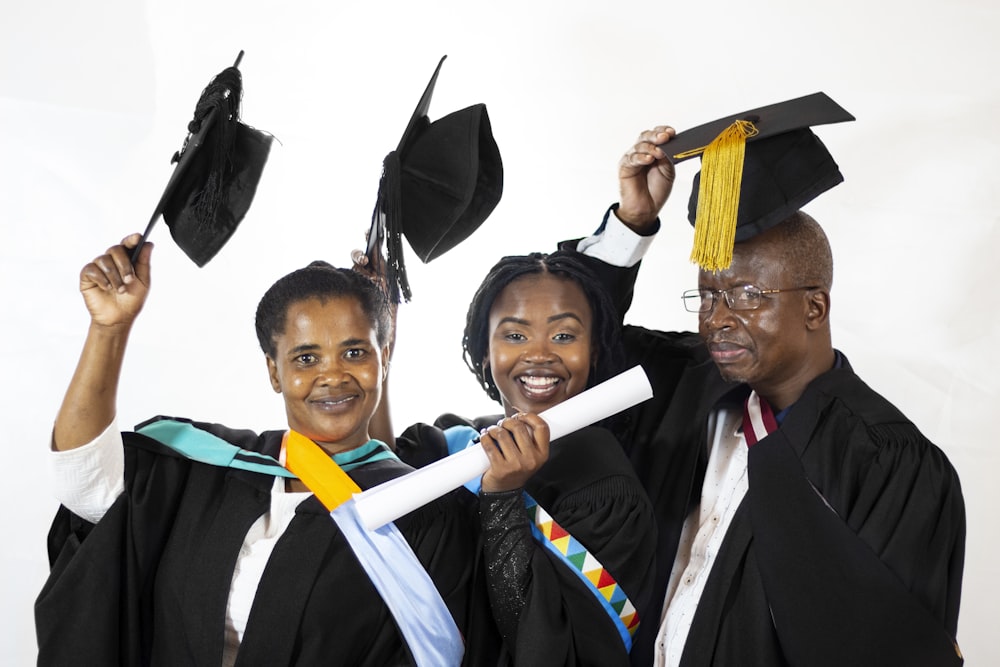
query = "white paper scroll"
(353, 365, 652, 530)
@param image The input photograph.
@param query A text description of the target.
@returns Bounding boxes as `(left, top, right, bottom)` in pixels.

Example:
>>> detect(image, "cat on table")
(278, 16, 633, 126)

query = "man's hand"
(617, 126, 676, 234)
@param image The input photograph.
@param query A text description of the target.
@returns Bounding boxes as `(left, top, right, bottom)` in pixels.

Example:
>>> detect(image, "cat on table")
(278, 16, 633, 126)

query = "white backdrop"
(3, 0, 997, 663)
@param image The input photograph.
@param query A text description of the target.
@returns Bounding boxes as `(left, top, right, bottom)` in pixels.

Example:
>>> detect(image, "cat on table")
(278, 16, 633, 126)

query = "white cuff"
(577, 207, 657, 268)
(48, 418, 125, 524)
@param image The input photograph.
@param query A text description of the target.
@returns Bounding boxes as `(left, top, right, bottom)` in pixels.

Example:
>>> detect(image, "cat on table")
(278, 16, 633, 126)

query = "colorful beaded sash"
(443, 423, 640, 650)
(524, 494, 640, 651)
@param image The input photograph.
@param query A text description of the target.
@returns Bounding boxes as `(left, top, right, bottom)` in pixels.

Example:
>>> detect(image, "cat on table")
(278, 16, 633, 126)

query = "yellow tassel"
(688, 120, 758, 272)
(284, 430, 361, 511)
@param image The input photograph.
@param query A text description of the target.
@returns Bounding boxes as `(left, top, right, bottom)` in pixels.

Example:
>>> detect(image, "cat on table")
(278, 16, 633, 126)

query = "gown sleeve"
(748, 387, 966, 667)
(36, 432, 200, 665)
(560, 246, 642, 325)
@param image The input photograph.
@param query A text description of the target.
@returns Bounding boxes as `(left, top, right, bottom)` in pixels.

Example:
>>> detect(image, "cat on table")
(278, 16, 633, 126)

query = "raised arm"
(561, 126, 678, 321)
(476, 413, 550, 651)
(350, 247, 398, 449)
(615, 125, 676, 233)
(52, 234, 152, 451)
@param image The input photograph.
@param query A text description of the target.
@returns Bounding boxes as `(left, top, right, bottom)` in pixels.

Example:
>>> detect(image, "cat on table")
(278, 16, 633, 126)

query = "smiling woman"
(256, 264, 391, 457)
(394, 250, 657, 667)
(37, 239, 474, 666)
(484, 273, 594, 416)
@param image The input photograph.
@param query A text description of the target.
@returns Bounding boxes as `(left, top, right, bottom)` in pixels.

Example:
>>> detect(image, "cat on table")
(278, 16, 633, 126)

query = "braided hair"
(463, 250, 624, 403)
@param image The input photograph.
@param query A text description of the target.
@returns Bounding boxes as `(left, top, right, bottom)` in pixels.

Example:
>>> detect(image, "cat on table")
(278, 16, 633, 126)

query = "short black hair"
(463, 250, 625, 403)
(771, 211, 834, 290)
(255, 261, 392, 358)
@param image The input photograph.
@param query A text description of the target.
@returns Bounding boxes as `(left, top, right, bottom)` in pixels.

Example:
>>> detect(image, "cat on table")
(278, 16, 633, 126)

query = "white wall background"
(2, 0, 996, 663)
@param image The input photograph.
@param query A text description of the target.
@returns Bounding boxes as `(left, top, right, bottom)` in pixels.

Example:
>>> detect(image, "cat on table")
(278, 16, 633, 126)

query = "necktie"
(742, 390, 778, 446)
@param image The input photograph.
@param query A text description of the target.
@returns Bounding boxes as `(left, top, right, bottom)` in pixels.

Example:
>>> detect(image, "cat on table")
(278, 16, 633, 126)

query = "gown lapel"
(235, 496, 336, 664)
(179, 468, 271, 665)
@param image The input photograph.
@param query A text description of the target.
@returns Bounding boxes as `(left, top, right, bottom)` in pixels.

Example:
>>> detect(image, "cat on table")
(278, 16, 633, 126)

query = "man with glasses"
(564, 98, 965, 667)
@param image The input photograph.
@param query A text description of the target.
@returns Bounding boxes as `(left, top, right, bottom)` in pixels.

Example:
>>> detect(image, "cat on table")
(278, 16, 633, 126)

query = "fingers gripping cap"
(659, 92, 854, 271)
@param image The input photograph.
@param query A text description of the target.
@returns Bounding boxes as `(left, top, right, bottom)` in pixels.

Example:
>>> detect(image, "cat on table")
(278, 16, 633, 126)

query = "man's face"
(697, 239, 817, 401)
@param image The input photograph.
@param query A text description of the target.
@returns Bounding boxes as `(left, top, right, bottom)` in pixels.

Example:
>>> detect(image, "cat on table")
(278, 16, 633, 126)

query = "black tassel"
(176, 64, 243, 240)
(371, 151, 411, 303)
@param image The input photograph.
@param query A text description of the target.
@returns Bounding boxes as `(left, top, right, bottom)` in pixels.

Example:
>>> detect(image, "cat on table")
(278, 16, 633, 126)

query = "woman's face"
(266, 296, 387, 454)
(485, 273, 594, 417)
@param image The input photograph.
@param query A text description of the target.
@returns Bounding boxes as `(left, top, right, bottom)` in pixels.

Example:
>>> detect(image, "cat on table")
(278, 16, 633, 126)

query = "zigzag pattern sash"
(443, 423, 640, 650)
(523, 494, 640, 651)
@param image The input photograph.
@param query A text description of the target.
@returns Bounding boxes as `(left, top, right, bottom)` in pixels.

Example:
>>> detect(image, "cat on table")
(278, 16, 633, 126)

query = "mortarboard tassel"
(181, 61, 244, 241)
(683, 119, 758, 272)
(370, 151, 412, 303)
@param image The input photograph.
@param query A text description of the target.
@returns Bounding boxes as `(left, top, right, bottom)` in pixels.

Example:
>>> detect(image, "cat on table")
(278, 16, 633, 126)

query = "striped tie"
(742, 390, 778, 446)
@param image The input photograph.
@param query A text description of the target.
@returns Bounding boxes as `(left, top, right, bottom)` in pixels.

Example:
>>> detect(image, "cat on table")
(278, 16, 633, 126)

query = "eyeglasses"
(681, 285, 819, 313)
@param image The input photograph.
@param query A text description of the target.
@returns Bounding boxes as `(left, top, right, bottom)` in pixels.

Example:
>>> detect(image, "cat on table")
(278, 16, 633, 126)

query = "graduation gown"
(572, 253, 966, 667)
(36, 419, 475, 666)
(396, 418, 657, 667)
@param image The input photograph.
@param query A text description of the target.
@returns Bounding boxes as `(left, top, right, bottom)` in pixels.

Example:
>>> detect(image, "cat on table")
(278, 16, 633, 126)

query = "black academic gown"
(36, 419, 475, 667)
(571, 253, 966, 667)
(396, 418, 657, 667)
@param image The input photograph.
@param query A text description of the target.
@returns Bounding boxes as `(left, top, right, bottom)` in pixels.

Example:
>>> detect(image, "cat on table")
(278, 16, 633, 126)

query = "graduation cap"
(659, 92, 854, 271)
(368, 55, 503, 302)
(131, 51, 273, 267)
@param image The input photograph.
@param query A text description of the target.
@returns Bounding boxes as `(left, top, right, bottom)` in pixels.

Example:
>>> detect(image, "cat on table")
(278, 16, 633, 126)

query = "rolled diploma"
(353, 365, 652, 530)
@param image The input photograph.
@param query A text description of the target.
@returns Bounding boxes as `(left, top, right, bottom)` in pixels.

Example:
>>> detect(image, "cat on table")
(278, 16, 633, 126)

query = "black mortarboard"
(659, 92, 854, 271)
(132, 51, 273, 267)
(368, 55, 503, 302)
